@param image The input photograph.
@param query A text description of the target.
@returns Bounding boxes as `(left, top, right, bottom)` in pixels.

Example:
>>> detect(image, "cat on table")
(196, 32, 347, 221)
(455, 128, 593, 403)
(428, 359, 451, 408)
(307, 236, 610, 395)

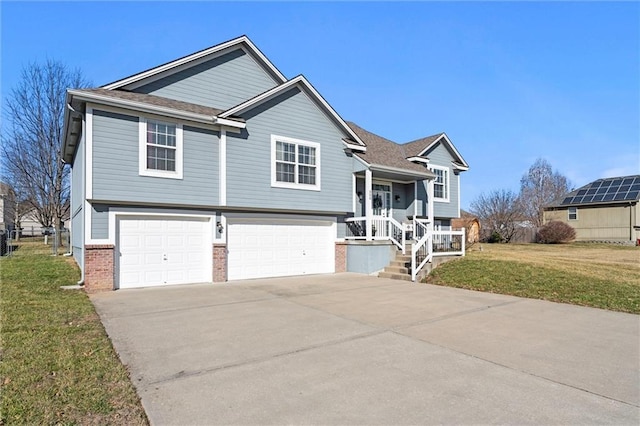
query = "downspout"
(66, 103, 85, 286)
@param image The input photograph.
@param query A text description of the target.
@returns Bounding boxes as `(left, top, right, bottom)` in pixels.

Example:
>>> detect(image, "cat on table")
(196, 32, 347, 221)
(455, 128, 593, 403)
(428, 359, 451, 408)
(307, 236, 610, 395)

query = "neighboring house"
(61, 36, 469, 292)
(0, 182, 15, 232)
(452, 209, 480, 244)
(543, 175, 640, 243)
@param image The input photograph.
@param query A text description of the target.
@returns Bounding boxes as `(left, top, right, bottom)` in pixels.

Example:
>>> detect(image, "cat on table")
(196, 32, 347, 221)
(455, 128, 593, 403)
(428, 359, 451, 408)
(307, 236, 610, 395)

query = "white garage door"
(227, 220, 335, 280)
(117, 216, 211, 289)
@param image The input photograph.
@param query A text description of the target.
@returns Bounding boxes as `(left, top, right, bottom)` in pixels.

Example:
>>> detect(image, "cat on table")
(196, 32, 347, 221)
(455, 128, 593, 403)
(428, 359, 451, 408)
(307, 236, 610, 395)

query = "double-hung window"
(271, 135, 320, 190)
(568, 207, 578, 220)
(139, 118, 183, 179)
(430, 165, 449, 202)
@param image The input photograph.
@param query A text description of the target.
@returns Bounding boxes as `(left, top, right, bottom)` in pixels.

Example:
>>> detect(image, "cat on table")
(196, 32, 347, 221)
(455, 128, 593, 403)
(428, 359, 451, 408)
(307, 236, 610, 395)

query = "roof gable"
(220, 75, 366, 147)
(404, 133, 469, 169)
(101, 36, 286, 91)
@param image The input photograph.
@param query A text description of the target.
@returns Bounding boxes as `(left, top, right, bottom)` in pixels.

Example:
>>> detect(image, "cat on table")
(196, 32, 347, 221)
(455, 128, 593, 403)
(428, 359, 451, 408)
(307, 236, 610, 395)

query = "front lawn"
(0, 240, 147, 424)
(426, 243, 640, 314)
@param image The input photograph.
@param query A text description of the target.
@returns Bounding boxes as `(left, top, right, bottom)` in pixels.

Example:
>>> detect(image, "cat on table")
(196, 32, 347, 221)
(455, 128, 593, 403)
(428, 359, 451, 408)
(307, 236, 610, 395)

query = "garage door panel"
(228, 220, 334, 281)
(118, 217, 211, 289)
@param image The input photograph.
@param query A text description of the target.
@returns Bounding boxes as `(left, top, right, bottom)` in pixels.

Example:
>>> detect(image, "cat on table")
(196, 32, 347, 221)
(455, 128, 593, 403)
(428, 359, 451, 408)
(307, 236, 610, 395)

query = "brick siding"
(84, 244, 115, 293)
(335, 242, 347, 273)
(213, 244, 227, 282)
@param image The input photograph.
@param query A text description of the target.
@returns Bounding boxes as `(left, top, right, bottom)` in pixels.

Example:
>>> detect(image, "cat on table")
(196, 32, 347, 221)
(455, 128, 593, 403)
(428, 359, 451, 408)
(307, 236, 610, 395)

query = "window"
(430, 165, 449, 202)
(271, 135, 320, 190)
(139, 118, 183, 179)
(568, 207, 578, 220)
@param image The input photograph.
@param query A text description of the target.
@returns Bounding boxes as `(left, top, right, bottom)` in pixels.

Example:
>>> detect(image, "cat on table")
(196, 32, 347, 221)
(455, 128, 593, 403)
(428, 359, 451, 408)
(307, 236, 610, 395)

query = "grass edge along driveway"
(0, 240, 148, 425)
(426, 243, 640, 314)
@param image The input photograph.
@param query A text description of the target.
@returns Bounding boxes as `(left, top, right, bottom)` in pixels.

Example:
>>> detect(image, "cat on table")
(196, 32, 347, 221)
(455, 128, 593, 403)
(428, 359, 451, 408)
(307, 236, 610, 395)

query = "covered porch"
(345, 167, 465, 280)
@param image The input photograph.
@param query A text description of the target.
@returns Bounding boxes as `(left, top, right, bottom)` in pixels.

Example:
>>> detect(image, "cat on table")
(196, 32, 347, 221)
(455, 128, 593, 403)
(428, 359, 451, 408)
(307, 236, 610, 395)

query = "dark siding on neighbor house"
(133, 49, 278, 110)
(91, 109, 220, 207)
(226, 87, 353, 214)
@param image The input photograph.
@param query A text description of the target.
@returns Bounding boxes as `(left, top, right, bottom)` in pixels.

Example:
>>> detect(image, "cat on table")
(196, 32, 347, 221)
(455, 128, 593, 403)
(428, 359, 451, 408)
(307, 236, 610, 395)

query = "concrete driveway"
(91, 273, 639, 425)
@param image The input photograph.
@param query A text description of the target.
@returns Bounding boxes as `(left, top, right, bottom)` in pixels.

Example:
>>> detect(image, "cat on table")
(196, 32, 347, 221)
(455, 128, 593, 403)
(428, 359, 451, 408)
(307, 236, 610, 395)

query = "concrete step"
(378, 271, 412, 281)
(383, 265, 409, 274)
(395, 255, 411, 262)
(389, 260, 411, 268)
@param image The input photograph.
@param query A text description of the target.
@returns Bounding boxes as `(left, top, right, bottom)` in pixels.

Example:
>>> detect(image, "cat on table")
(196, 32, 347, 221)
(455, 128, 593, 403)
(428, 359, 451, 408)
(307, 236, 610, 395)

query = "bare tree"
(1, 60, 89, 246)
(519, 158, 571, 228)
(471, 189, 523, 243)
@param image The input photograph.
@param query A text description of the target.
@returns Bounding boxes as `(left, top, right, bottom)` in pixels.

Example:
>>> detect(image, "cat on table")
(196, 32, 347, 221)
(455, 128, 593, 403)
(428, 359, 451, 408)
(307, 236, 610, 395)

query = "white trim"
(271, 134, 321, 191)
(221, 75, 366, 148)
(138, 117, 184, 180)
(372, 180, 393, 219)
(429, 164, 450, 203)
(365, 169, 372, 241)
(101, 36, 286, 90)
(406, 156, 430, 164)
(452, 161, 469, 171)
(568, 206, 578, 220)
(107, 209, 216, 246)
(352, 173, 357, 214)
(457, 173, 461, 218)
(84, 201, 110, 245)
(220, 129, 227, 206)
(85, 107, 93, 199)
(213, 117, 246, 129)
(414, 181, 418, 217)
(343, 141, 366, 152)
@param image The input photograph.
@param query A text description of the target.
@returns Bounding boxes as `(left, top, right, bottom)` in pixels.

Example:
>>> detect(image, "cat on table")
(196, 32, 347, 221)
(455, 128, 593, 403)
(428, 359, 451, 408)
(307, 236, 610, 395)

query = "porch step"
(378, 246, 416, 282)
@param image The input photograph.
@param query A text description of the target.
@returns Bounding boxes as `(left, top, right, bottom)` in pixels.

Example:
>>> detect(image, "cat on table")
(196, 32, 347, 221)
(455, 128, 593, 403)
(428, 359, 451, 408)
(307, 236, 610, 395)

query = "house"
(451, 209, 480, 244)
(543, 175, 640, 243)
(0, 182, 15, 232)
(61, 36, 469, 292)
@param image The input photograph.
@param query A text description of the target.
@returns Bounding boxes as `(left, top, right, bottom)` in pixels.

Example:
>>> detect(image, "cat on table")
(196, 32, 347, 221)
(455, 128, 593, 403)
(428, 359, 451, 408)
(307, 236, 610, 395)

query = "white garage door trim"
(116, 215, 213, 289)
(227, 218, 335, 281)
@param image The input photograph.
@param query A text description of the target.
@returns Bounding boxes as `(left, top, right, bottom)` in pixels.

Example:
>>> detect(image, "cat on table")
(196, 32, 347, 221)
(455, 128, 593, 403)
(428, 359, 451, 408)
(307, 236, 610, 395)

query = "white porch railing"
(411, 219, 433, 281)
(345, 216, 406, 253)
(346, 216, 465, 281)
(432, 229, 465, 256)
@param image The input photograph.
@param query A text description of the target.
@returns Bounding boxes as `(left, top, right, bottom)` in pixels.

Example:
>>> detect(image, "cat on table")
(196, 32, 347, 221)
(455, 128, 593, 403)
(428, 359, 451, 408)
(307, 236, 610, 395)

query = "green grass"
(426, 243, 640, 314)
(0, 240, 148, 425)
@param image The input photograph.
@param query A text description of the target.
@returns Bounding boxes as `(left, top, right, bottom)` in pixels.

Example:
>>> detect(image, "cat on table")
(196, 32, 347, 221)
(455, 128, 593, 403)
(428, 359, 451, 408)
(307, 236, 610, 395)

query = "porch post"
(427, 179, 435, 232)
(365, 169, 372, 241)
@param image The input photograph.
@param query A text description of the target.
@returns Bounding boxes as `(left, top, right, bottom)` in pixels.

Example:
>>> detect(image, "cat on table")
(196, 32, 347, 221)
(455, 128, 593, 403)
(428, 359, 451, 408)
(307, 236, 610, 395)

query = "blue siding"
(427, 143, 460, 218)
(91, 204, 109, 239)
(92, 110, 219, 206)
(226, 87, 353, 213)
(133, 49, 278, 110)
(346, 243, 396, 274)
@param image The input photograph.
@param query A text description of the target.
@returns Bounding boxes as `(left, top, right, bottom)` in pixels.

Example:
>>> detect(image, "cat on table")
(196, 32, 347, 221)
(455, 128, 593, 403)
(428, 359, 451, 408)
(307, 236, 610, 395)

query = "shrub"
(486, 231, 504, 243)
(536, 221, 576, 244)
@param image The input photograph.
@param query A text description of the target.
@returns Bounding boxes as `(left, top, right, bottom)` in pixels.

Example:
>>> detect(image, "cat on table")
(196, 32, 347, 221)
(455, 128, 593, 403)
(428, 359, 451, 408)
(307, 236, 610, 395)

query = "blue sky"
(2, 1, 638, 209)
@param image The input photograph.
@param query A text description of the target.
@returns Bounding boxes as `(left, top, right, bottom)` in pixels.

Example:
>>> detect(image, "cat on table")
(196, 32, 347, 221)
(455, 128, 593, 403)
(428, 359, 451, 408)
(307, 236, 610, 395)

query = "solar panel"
(558, 175, 640, 206)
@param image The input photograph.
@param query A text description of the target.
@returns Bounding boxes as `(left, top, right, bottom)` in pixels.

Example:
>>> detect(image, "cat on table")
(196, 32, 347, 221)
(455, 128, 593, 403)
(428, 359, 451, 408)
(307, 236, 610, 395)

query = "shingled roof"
(346, 122, 436, 175)
(71, 88, 235, 120)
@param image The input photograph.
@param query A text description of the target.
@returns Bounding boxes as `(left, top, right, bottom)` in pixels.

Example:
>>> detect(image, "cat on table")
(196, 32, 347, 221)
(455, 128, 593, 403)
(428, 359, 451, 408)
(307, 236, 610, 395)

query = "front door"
(372, 183, 391, 217)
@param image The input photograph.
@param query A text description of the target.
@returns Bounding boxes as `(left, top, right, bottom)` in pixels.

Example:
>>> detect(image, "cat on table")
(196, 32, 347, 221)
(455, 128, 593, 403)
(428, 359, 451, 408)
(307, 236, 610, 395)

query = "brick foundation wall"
(84, 244, 115, 293)
(213, 244, 227, 282)
(335, 242, 347, 273)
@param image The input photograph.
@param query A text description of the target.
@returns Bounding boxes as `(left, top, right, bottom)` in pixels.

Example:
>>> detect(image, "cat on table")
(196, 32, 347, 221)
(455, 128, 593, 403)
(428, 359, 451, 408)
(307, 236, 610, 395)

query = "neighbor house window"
(139, 118, 183, 179)
(271, 135, 320, 190)
(430, 165, 449, 202)
(568, 207, 578, 220)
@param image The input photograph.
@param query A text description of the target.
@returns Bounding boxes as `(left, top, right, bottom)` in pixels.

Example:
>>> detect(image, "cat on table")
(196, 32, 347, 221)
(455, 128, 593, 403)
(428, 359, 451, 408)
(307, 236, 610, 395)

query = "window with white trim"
(271, 135, 320, 190)
(139, 118, 183, 179)
(430, 165, 449, 202)
(568, 207, 578, 220)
